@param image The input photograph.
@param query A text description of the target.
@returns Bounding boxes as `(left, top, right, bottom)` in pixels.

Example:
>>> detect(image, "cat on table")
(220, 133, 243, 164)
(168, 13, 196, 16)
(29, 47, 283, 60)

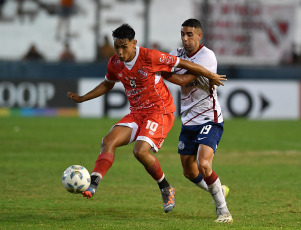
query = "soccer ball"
(62, 165, 91, 194)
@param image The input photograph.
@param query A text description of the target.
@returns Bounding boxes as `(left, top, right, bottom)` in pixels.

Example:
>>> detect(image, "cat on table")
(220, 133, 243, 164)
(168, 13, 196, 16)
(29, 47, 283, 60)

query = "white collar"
(123, 46, 139, 70)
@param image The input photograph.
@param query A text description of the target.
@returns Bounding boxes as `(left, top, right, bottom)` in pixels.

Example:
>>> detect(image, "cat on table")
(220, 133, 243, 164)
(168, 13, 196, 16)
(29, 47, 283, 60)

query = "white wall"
(78, 79, 301, 120)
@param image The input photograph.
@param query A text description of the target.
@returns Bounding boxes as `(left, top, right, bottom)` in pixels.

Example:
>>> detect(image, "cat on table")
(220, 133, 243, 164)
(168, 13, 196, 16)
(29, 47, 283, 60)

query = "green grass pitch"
(1, 117, 301, 229)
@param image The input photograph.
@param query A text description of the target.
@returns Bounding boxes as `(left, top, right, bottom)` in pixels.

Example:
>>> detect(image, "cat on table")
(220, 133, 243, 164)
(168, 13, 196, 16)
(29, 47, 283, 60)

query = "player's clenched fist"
(67, 92, 84, 103)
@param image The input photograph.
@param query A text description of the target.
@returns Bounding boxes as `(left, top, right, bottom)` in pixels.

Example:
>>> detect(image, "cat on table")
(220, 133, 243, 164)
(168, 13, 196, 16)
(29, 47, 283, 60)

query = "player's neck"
(186, 44, 204, 58)
(125, 48, 137, 63)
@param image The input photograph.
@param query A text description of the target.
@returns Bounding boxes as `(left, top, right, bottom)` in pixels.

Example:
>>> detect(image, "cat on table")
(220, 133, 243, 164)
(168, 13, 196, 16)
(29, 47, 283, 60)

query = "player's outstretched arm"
(162, 72, 196, 86)
(176, 59, 226, 86)
(68, 80, 115, 103)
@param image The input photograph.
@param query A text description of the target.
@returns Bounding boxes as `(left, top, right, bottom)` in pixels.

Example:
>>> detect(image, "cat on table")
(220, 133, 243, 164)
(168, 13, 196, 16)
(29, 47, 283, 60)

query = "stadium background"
(0, 0, 300, 120)
(1, 1, 301, 229)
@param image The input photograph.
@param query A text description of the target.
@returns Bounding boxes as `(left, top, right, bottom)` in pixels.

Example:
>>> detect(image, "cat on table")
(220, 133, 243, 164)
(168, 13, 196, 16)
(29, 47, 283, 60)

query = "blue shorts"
(178, 121, 224, 155)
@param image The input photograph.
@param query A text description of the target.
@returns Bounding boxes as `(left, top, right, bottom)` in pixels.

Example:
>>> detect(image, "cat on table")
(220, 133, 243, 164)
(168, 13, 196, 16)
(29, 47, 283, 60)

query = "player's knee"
(101, 135, 116, 151)
(183, 169, 195, 180)
(198, 160, 211, 177)
(133, 141, 150, 161)
(133, 147, 146, 161)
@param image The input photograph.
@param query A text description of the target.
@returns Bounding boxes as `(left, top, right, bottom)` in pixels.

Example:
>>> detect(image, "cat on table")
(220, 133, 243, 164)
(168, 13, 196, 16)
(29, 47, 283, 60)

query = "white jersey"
(169, 45, 223, 126)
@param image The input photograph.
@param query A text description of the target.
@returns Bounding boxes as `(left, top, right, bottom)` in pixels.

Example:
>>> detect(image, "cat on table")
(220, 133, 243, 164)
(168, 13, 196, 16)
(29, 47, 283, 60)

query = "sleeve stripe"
(171, 57, 180, 72)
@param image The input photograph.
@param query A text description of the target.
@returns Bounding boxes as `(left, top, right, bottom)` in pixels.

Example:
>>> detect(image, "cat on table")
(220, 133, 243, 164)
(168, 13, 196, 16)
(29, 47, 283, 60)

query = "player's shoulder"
(199, 46, 216, 58)
(193, 46, 217, 64)
(107, 55, 123, 74)
(139, 46, 152, 55)
(137, 46, 155, 61)
(169, 47, 185, 57)
(108, 54, 121, 66)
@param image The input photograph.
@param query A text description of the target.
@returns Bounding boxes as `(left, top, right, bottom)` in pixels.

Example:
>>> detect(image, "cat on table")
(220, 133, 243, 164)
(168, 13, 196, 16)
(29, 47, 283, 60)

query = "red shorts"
(114, 112, 175, 152)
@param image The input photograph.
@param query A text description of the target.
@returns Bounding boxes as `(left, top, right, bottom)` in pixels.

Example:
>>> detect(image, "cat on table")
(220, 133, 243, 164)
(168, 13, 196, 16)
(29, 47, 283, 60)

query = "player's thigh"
(178, 124, 199, 155)
(104, 125, 132, 147)
(102, 125, 132, 150)
(197, 144, 215, 177)
(196, 122, 223, 167)
(196, 122, 224, 153)
(137, 112, 174, 152)
(109, 113, 140, 144)
(197, 144, 214, 166)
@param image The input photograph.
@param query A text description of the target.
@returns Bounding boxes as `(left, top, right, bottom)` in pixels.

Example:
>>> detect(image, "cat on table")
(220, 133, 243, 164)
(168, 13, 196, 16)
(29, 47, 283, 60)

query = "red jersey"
(61, 0, 73, 7)
(105, 47, 179, 114)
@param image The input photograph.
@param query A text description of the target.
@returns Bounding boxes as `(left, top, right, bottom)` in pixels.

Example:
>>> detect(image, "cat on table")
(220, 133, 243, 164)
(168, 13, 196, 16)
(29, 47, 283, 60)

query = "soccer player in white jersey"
(168, 19, 233, 223)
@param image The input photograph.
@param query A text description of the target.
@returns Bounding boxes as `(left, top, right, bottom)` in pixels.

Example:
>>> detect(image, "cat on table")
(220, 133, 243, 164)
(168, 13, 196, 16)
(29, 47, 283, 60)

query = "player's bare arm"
(177, 59, 226, 86)
(162, 72, 196, 86)
(68, 80, 115, 103)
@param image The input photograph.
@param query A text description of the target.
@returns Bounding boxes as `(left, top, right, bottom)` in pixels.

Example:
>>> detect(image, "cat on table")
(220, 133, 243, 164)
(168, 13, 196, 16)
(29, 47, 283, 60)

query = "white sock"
(207, 178, 229, 213)
(195, 179, 209, 192)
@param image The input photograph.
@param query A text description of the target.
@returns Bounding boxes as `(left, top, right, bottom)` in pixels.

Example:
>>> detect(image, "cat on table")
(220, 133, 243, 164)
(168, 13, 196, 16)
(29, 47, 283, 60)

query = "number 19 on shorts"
(200, 125, 212, 135)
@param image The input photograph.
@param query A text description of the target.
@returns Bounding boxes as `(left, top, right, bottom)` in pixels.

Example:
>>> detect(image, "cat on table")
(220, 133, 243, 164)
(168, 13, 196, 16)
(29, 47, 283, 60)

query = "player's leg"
(82, 125, 132, 198)
(198, 145, 232, 223)
(180, 154, 208, 191)
(133, 140, 175, 213)
(133, 112, 175, 213)
(134, 140, 172, 191)
(197, 122, 232, 223)
(179, 153, 228, 196)
(178, 124, 208, 191)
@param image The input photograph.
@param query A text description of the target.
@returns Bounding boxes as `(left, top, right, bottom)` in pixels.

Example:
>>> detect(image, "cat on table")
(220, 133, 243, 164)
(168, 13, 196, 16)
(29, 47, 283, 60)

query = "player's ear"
(133, 39, 137, 46)
(199, 32, 203, 40)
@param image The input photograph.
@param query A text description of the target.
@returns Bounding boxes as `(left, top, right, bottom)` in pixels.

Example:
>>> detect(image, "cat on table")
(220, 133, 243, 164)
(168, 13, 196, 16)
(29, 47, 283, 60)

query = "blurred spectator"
(16, 0, 25, 23)
(292, 43, 301, 64)
(22, 43, 45, 61)
(151, 42, 161, 50)
(151, 42, 168, 53)
(56, 0, 74, 41)
(96, 35, 115, 61)
(0, 0, 6, 18)
(59, 42, 76, 62)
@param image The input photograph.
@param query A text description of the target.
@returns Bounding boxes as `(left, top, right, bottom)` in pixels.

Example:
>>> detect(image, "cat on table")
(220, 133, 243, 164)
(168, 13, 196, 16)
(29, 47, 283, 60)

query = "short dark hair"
(112, 24, 135, 41)
(182, 19, 202, 30)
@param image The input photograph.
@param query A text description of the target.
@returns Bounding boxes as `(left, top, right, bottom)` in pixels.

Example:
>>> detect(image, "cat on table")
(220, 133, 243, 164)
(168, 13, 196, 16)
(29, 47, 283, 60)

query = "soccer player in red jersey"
(68, 24, 226, 213)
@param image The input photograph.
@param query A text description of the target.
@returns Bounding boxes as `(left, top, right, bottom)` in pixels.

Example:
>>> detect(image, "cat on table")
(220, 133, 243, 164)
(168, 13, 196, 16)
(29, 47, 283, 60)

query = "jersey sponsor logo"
(125, 87, 146, 96)
(159, 54, 175, 64)
(138, 68, 148, 79)
(178, 141, 185, 150)
(130, 80, 136, 88)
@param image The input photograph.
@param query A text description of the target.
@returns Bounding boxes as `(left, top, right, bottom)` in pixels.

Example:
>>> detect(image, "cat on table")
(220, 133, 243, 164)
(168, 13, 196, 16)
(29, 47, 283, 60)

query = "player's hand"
(67, 92, 84, 103)
(209, 73, 227, 89)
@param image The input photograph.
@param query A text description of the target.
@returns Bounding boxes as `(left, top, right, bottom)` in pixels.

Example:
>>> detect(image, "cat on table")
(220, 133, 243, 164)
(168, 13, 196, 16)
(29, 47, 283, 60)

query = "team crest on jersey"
(118, 73, 122, 78)
(138, 68, 148, 79)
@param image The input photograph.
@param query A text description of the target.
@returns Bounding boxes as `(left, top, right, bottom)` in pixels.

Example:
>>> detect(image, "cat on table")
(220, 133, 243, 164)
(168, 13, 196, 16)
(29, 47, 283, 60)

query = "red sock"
(204, 170, 218, 185)
(145, 157, 164, 181)
(92, 152, 115, 178)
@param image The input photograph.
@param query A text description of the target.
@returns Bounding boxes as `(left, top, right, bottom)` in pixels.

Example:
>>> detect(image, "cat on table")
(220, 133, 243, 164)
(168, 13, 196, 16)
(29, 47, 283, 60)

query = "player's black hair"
(112, 24, 135, 41)
(182, 18, 202, 29)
